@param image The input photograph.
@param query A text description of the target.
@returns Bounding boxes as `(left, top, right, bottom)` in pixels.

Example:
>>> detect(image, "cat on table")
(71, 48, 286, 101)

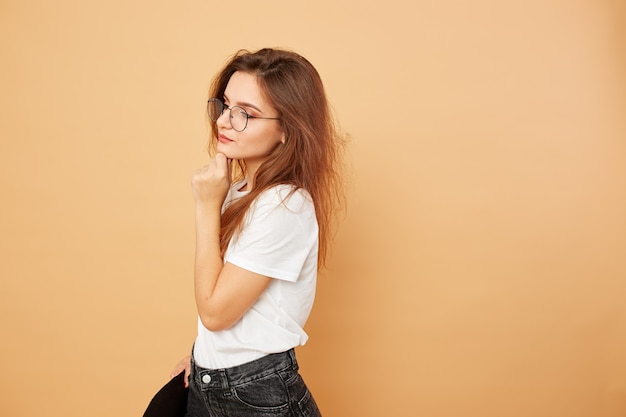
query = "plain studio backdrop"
(1, 1, 625, 416)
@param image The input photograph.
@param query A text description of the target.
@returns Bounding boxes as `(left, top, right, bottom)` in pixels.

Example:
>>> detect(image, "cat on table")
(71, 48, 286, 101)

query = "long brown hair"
(207, 48, 345, 268)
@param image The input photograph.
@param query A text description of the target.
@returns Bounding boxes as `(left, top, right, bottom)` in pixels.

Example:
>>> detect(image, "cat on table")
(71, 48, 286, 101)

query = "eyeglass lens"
(207, 98, 249, 132)
(207, 98, 223, 121)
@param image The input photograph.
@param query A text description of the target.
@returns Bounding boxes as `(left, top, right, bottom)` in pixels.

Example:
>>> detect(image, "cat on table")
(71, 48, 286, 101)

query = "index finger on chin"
(215, 153, 229, 173)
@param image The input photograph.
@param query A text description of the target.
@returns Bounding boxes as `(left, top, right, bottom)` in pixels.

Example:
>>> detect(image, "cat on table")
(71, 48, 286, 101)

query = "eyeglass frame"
(207, 98, 280, 132)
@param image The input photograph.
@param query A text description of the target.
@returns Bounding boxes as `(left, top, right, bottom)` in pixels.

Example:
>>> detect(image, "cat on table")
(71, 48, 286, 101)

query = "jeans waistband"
(191, 349, 298, 390)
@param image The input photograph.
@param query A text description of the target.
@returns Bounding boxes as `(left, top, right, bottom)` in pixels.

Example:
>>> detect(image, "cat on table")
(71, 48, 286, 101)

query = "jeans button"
(202, 374, 212, 383)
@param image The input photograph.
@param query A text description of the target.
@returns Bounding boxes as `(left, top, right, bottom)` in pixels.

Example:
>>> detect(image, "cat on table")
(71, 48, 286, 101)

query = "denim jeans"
(185, 349, 322, 417)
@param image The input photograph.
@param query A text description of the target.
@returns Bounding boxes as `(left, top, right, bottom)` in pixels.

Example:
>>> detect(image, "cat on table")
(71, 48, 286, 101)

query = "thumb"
(215, 153, 231, 178)
(184, 368, 190, 388)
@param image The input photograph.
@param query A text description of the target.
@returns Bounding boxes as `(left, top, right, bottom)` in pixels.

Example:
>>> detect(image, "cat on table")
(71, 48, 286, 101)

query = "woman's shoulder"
(256, 184, 314, 212)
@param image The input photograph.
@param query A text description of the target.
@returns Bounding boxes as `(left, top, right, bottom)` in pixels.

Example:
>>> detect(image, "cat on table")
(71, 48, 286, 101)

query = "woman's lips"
(218, 134, 233, 143)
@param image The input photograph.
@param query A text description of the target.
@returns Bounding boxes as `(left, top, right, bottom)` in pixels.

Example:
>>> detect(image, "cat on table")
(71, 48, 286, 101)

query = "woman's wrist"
(194, 200, 222, 216)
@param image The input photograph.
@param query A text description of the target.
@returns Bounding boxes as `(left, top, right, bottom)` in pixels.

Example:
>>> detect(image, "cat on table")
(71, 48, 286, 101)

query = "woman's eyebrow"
(238, 102, 263, 113)
(224, 94, 263, 114)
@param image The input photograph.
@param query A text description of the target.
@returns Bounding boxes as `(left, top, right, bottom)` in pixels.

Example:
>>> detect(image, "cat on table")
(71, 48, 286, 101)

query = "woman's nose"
(215, 108, 231, 130)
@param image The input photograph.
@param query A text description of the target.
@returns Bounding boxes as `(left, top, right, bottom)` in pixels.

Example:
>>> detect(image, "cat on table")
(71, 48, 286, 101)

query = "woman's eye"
(234, 107, 249, 119)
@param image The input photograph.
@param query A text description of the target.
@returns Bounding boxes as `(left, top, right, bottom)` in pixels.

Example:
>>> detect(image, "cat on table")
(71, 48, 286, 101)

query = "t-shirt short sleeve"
(224, 186, 318, 282)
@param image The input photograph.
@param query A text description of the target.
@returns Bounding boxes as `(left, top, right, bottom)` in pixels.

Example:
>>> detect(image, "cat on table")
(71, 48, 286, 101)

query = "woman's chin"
(215, 143, 232, 158)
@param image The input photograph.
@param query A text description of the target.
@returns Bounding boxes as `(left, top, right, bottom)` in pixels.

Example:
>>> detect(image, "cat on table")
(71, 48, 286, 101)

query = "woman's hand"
(170, 355, 191, 388)
(191, 153, 232, 209)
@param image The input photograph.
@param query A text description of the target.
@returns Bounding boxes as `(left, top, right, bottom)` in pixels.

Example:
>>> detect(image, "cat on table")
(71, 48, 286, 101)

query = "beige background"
(1, 0, 625, 416)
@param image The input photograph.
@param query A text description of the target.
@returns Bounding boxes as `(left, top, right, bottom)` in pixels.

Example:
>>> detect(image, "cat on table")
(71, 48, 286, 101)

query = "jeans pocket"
(296, 380, 322, 417)
(298, 390, 322, 417)
(232, 373, 290, 411)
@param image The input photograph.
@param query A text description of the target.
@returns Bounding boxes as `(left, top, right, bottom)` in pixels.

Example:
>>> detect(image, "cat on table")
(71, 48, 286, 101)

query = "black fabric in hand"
(143, 372, 188, 417)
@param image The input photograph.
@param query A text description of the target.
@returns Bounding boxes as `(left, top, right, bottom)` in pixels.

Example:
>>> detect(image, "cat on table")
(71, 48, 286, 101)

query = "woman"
(158, 48, 343, 417)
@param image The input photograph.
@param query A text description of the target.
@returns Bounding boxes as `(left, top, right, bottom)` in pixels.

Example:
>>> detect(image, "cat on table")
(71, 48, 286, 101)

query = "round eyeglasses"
(207, 98, 280, 132)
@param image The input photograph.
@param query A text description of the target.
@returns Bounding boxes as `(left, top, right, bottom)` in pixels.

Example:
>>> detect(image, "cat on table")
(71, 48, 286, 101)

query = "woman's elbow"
(199, 314, 236, 332)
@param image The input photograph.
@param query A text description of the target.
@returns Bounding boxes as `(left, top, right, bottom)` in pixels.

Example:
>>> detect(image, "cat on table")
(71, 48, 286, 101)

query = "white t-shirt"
(193, 180, 319, 369)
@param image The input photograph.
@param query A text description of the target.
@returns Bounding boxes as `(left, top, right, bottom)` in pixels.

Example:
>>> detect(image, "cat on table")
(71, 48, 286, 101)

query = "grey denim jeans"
(185, 349, 322, 417)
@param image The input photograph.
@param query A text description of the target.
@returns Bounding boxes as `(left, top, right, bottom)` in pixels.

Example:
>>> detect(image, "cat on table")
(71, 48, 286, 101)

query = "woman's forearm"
(193, 204, 224, 330)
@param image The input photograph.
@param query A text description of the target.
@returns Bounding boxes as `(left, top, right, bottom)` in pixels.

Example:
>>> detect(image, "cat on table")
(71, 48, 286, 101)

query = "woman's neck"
(242, 159, 262, 191)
